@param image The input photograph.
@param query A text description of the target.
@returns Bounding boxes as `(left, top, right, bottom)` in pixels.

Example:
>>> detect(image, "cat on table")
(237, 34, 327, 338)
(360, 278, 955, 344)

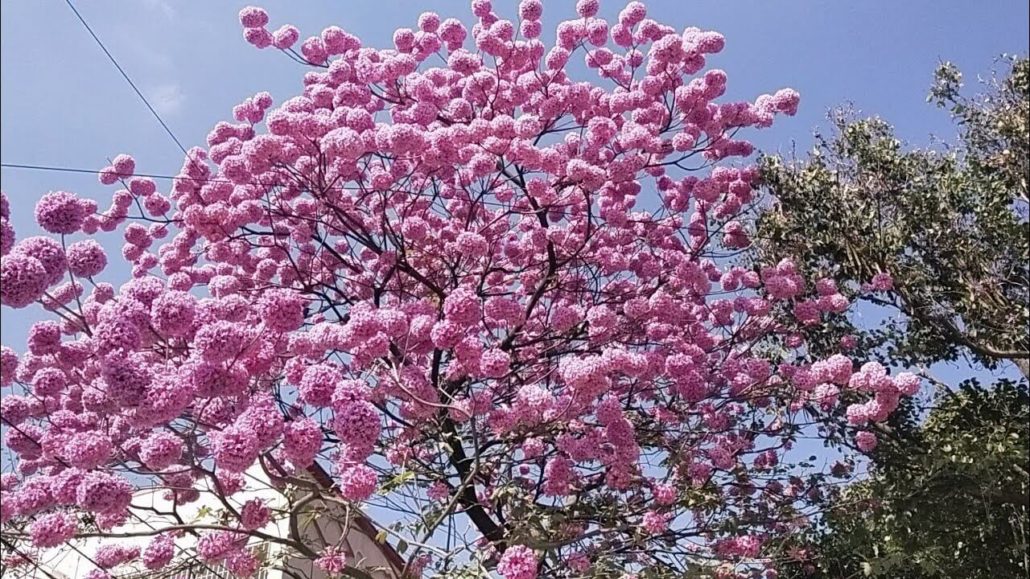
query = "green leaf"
(191, 505, 212, 523)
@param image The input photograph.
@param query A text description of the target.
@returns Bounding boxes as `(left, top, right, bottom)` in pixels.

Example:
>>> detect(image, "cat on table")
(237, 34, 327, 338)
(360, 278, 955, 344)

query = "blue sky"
(2, 1, 1027, 361)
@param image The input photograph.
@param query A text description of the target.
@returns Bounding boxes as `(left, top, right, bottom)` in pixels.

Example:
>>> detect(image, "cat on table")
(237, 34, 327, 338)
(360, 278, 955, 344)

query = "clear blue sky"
(2, 0, 1028, 352)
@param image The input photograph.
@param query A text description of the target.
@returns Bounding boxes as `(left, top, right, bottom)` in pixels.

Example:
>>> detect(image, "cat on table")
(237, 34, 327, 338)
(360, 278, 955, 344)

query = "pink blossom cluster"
(497, 545, 538, 579)
(0, 192, 14, 255)
(138, 431, 184, 470)
(239, 499, 271, 530)
(337, 463, 377, 501)
(142, 534, 176, 570)
(34, 191, 91, 235)
(196, 530, 248, 563)
(641, 510, 672, 535)
(841, 363, 921, 450)
(28, 512, 76, 548)
(94, 544, 140, 569)
(314, 545, 348, 575)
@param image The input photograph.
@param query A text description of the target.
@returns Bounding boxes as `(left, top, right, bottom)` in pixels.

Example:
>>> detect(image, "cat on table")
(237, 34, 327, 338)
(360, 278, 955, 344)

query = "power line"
(2, 162, 200, 182)
(0, 162, 515, 209)
(61, 0, 189, 156)
(0, 161, 355, 190)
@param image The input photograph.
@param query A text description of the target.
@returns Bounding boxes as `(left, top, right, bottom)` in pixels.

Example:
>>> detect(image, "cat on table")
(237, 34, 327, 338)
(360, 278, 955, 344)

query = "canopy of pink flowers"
(0, 1, 913, 577)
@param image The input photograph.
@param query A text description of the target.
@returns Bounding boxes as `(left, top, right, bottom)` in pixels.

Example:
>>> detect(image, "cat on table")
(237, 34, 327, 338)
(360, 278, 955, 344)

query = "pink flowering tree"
(0, 2, 918, 578)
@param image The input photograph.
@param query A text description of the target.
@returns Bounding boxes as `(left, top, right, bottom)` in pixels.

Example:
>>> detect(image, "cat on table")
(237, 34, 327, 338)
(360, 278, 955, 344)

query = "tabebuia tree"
(0, 2, 916, 578)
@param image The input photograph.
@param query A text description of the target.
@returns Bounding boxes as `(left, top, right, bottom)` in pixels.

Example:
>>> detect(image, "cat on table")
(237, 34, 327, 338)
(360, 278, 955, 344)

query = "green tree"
(757, 56, 1029, 377)
(756, 57, 1030, 578)
(787, 380, 1029, 579)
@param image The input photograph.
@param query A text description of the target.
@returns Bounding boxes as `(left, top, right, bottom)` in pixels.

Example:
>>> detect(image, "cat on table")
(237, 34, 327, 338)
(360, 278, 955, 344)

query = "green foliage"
(756, 56, 1029, 375)
(786, 381, 1029, 579)
(760, 57, 1030, 579)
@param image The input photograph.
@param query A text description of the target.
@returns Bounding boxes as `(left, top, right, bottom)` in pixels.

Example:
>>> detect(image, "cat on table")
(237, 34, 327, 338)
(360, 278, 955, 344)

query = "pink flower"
(66, 240, 107, 278)
(471, 0, 492, 18)
(272, 25, 300, 49)
(427, 481, 449, 501)
(845, 403, 870, 426)
(193, 321, 246, 363)
(111, 154, 136, 178)
(1, 346, 18, 387)
(576, 0, 600, 17)
(871, 271, 894, 292)
(518, 0, 543, 21)
(28, 321, 62, 355)
(894, 372, 921, 396)
(245, 27, 273, 49)
(855, 431, 878, 453)
(1, 219, 14, 256)
(417, 12, 441, 33)
(142, 534, 175, 570)
(332, 401, 380, 461)
(315, 546, 347, 575)
(438, 18, 467, 49)
(95, 544, 140, 569)
(1, 253, 49, 308)
(300, 36, 328, 64)
(497, 545, 537, 579)
(129, 177, 157, 197)
(338, 464, 377, 501)
(542, 455, 575, 496)
(619, 2, 647, 26)
(393, 28, 415, 52)
(225, 550, 259, 576)
(210, 426, 259, 473)
(283, 418, 323, 467)
(76, 472, 132, 516)
(63, 431, 113, 469)
(479, 348, 511, 378)
(35, 191, 87, 234)
(443, 287, 481, 327)
(139, 432, 183, 470)
(299, 363, 341, 407)
(840, 334, 858, 351)
(770, 88, 801, 116)
(455, 231, 489, 258)
(240, 498, 271, 530)
(258, 288, 306, 333)
(653, 483, 677, 505)
(238, 6, 269, 29)
(151, 290, 197, 337)
(568, 551, 591, 573)
(642, 510, 671, 535)
(29, 512, 77, 548)
(197, 530, 246, 563)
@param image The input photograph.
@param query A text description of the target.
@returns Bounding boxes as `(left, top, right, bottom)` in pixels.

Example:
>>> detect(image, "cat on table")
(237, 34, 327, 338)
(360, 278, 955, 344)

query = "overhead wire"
(0, 162, 525, 210)
(61, 0, 189, 156)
